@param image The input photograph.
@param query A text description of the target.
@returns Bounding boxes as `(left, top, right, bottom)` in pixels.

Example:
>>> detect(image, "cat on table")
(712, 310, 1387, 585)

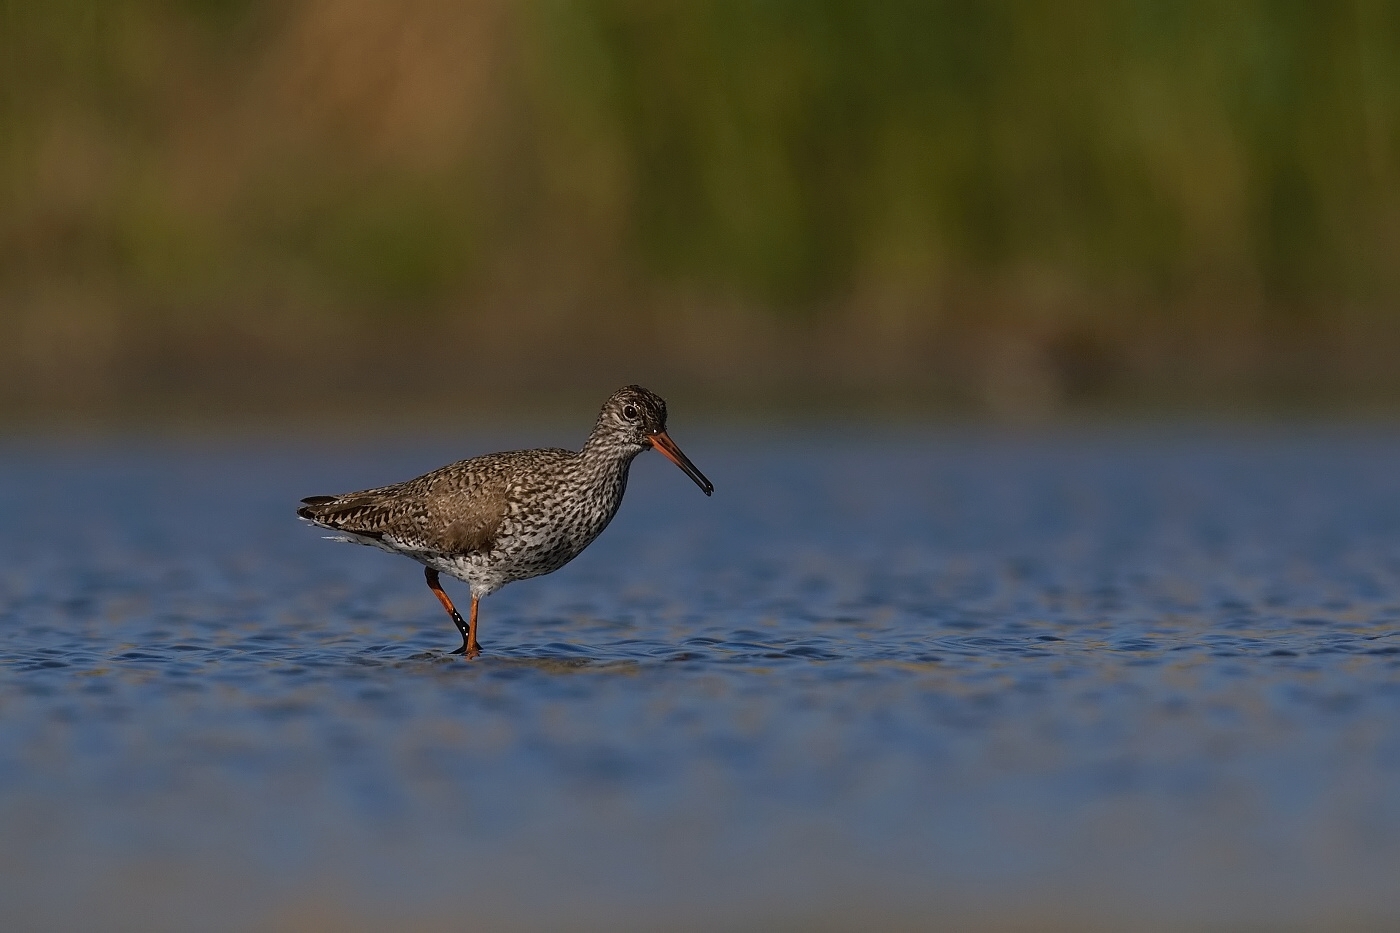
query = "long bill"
(649, 430, 714, 496)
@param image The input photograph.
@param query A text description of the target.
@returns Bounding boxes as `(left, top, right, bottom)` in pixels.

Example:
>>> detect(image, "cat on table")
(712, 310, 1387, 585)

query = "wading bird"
(297, 386, 712, 657)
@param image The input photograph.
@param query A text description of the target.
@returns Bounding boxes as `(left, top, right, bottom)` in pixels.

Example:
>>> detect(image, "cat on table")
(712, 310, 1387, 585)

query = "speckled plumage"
(297, 386, 713, 657)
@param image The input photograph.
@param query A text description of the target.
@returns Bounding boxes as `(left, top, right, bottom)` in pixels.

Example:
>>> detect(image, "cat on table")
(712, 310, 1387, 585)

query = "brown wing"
(297, 461, 509, 556)
(433, 482, 508, 553)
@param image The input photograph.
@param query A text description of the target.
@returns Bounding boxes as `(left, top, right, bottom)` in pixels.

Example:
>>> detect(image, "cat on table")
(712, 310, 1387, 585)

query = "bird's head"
(593, 385, 712, 495)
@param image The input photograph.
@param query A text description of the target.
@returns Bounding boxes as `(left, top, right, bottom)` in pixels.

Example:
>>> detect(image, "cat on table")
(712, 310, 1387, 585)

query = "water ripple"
(1, 429, 1400, 928)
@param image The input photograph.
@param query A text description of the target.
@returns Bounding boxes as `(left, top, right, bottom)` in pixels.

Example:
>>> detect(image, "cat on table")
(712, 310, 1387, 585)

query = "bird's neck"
(575, 431, 642, 484)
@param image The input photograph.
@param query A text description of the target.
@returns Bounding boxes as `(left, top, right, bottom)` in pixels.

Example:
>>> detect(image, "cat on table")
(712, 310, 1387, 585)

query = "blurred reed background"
(3, 0, 1400, 423)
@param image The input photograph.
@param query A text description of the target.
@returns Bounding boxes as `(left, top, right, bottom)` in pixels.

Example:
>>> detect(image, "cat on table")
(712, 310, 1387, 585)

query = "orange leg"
(462, 594, 481, 659)
(425, 567, 481, 658)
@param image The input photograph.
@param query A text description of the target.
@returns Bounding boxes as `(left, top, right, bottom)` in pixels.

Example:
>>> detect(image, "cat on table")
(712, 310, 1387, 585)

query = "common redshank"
(296, 385, 712, 658)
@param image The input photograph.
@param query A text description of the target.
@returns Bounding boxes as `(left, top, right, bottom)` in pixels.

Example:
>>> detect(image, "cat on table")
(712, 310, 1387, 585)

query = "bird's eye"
(622, 405, 639, 421)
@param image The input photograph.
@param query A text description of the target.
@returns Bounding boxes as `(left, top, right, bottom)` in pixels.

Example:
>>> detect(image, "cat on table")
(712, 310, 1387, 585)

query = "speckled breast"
(441, 463, 630, 595)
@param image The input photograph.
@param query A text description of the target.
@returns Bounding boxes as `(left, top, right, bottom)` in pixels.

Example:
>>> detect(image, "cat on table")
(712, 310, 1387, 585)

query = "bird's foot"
(450, 643, 482, 659)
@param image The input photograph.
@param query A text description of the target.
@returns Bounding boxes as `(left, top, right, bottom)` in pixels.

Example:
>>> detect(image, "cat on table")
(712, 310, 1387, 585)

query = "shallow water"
(2, 426, 1399, 931)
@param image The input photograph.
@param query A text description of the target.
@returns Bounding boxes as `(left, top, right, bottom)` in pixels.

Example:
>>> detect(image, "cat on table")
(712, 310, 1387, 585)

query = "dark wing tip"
(298, 495, 337, 519)
(298, 495, 340, 522)
(297, 494, 389, 542)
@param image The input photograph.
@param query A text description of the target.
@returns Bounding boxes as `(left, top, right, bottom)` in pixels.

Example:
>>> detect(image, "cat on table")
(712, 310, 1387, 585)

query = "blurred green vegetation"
(2, 0, 1400, 417)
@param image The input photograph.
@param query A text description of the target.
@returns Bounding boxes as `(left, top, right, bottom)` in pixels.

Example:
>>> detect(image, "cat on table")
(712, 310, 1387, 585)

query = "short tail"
(297, 495, 339, 522)
(296, 493, 387, 543)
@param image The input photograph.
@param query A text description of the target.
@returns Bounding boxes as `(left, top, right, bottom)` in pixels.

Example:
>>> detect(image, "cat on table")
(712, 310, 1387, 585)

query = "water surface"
(2, 427, 1399, 930)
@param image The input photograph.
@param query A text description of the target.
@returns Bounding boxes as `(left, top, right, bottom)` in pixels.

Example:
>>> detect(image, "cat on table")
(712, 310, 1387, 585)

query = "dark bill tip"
(649, 430, 713, 496)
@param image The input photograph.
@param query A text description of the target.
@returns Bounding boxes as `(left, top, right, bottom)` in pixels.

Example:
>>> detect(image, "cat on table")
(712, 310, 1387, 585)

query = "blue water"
(2, 426, 1399, 930)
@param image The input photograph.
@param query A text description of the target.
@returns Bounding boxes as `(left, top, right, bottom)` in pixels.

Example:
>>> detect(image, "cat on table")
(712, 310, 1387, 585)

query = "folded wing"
(297, 468, 507, 556)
